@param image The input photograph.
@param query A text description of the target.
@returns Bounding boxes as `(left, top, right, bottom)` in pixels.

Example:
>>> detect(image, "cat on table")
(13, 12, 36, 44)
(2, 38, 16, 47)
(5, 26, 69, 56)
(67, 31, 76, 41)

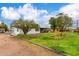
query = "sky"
(0, 3, 79, 28)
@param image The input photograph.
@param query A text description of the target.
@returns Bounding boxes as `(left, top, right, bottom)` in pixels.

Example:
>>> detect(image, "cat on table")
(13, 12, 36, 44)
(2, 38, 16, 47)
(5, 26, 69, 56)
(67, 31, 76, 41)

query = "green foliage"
(16, 34, 30, 40)
(11, 19, 40, 34)
(0, 22, 8, 31)
(49, 13, 72, 32)
(49, 17, 57, 32)
(16, 34, 40, 40)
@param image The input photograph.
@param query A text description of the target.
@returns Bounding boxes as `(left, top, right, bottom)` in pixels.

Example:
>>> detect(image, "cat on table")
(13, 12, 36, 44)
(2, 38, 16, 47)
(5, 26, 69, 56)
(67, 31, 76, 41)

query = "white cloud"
(37, 14, 52, 28)
(17, 4, 48, 21)
(2, 3, 79, 28)
(1, 4, 50, 27)
(59, 3, 79, 20)
(1, 7, 21, 20)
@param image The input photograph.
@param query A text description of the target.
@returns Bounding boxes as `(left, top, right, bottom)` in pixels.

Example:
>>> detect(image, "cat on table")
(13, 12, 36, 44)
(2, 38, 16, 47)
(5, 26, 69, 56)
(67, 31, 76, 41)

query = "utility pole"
(76, 20, 79, 28)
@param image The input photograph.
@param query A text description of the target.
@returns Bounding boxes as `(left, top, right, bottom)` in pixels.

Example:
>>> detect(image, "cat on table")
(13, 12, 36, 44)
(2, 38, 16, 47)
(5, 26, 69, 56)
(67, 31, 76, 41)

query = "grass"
(16, 32, 79, 56)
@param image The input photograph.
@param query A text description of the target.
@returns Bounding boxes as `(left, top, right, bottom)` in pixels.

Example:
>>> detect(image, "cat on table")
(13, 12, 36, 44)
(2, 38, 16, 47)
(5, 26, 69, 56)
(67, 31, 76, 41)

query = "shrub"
(16, 34, 40, 40)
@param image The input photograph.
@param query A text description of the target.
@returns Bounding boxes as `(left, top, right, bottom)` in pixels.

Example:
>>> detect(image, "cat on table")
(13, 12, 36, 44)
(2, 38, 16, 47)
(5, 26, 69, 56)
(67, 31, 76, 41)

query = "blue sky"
(0, 3, 68, 12)
(0, 3, 78, 28)
(32, 3, 69, 12)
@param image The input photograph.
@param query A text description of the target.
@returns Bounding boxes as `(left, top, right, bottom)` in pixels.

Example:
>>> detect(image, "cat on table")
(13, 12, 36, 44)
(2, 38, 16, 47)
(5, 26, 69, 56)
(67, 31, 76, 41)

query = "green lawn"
(16, 32, 79, 56)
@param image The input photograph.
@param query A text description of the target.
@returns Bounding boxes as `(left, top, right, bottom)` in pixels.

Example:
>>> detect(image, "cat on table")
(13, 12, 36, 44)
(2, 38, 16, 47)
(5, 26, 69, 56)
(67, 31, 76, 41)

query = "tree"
(11, 19, 40, 34)
(49, 17, 57, 32)
(57, 13, 72, 31)
(3, 24, 8, 31)
(0, 22, 8, 32)
(49, 13, 72, 32)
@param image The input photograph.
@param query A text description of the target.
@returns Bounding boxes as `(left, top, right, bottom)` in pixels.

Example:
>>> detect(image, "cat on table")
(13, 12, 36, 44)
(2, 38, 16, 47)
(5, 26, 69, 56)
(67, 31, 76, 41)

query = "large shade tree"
(49, 17, 57, 32)
(11, 19, 40, 34)
(49, 13, 72, 32)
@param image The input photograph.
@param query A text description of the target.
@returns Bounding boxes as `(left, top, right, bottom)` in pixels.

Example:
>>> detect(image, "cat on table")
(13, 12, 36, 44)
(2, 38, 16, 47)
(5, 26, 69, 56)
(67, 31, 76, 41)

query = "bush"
(16, 34, 40, 40)
(16, 34, 30, 40)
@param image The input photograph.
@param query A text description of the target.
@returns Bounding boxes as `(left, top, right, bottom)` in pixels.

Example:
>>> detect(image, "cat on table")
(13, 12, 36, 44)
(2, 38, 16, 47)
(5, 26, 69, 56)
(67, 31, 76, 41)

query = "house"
(27, 29, 40, 34)
(40, 28, 50, 33)
(10, 27, 40, 36)
(10, 27, 24, 36)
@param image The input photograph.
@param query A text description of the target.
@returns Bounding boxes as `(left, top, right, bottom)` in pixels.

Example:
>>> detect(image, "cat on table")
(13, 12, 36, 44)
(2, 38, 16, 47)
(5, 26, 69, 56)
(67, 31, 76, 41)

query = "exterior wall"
(10, 27, 23, 36)
(27, 29, 40, 34)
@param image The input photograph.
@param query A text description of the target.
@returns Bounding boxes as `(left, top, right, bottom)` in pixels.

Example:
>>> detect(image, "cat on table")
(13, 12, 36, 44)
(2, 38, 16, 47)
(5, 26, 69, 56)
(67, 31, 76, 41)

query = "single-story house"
(10, 27, 40, 36)
(40, 28, 50, 33)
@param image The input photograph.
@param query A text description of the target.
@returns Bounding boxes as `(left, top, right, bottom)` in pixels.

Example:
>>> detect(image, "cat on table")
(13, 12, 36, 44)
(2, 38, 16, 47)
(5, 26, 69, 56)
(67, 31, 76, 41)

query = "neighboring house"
(40, 28, 50, 33)
(10, 27, 40, 36)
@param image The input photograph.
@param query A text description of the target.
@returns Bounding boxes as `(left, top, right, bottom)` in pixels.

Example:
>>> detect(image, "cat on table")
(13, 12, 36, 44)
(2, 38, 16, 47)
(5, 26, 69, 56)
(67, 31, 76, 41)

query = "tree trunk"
(23, 31, 26, 34)
(23, 29, 28, 34)
(53, 28, 55, 32)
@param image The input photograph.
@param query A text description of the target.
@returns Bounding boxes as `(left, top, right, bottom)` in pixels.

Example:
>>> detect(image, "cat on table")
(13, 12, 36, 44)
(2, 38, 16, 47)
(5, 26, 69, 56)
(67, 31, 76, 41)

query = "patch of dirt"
(0, 33, 61, 56)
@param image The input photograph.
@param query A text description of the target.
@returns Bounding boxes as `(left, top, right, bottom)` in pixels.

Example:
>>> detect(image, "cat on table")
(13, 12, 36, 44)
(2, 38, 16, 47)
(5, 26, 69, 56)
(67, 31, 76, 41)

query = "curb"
(25, 39, 67, 56)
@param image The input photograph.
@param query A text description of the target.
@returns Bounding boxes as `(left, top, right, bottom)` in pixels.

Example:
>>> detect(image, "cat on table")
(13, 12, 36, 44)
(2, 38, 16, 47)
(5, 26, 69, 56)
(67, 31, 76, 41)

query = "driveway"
(0, 33, 61, 56)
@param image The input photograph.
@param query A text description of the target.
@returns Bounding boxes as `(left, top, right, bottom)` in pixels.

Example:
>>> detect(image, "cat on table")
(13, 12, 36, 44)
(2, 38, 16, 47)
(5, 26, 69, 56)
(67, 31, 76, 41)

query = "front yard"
(16, 32, 79, 56)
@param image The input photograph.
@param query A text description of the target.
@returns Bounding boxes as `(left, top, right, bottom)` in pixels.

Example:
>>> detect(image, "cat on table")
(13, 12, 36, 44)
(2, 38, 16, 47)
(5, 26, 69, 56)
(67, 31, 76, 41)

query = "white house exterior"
(10, 27, 40, 36)
(10, 27, 24, 36)
(27, 29, 40, 34)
